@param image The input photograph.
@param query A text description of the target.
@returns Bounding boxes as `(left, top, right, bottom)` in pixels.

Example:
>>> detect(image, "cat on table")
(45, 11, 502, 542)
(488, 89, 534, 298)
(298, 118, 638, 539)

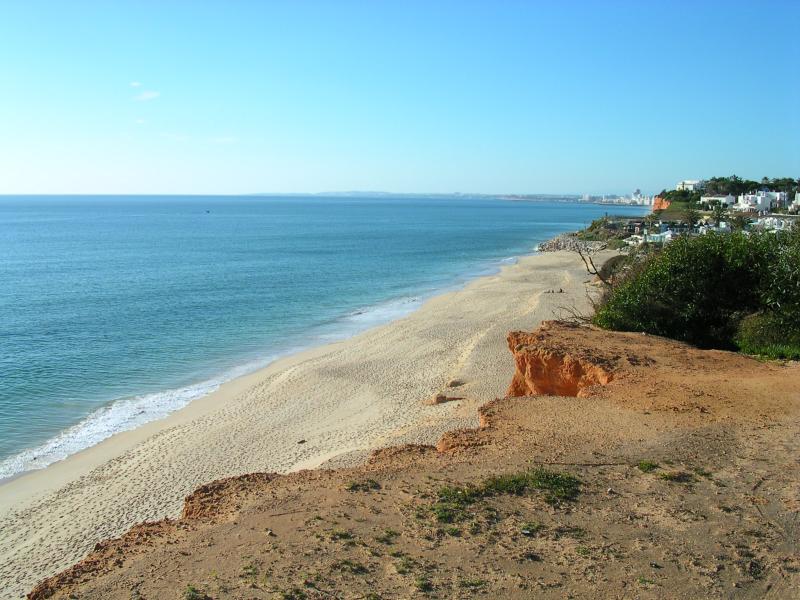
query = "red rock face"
(506, 330, 614, 397)
(653, 196, 671, 211)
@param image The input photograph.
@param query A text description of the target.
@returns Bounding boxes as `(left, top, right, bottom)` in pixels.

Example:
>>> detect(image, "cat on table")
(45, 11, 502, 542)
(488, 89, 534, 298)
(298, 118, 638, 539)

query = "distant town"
(559, 175, 800, 250)
(507, 178, 800, 213)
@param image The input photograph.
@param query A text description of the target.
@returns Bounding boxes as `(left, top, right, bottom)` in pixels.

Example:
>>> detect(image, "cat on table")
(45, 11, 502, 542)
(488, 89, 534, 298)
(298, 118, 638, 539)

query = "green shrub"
(637, 460, 659, 473)
(736, 313, 800, 359)
(594, 230, 800, 353)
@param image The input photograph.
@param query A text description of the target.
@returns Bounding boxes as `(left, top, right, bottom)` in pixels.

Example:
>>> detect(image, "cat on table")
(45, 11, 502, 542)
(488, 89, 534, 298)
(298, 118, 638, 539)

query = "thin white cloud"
(130, 81, 142, 87)
(135, 118, 146, 125)
(134, 90, 160, 102)
(210, 136, 238, 145)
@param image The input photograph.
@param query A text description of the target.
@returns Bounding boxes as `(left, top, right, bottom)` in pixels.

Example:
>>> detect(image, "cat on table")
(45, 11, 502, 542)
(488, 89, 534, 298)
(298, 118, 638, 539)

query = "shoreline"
(0, 249, 604, 598)
(0, 250, 525, 485)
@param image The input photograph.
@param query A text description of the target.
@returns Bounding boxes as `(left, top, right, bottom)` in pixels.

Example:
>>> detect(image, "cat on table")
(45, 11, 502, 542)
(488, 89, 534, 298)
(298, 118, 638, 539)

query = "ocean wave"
(0, 379, 220, 480)
(342, 296, 423, 326)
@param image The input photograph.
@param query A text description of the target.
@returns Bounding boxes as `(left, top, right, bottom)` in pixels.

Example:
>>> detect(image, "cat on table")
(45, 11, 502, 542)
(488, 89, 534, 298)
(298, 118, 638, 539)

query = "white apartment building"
(676, 180, 703, 191)
(735, 191, 788, 212)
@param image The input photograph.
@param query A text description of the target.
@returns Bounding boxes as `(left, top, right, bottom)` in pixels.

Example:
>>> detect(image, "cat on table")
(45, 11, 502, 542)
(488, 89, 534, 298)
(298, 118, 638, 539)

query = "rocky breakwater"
(537, 234, 607, 253)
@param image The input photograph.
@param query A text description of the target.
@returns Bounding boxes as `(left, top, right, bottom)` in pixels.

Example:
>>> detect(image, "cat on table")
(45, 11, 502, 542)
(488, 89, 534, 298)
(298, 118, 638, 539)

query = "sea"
(0, 195, 648, 479)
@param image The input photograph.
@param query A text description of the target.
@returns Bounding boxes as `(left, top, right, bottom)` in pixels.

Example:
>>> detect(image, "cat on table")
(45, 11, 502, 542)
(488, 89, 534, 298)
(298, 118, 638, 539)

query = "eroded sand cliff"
(29, 322, 800, 599)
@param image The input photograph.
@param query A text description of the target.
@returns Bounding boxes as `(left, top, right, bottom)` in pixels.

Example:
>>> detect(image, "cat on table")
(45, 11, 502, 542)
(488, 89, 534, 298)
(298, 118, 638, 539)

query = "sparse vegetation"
(345, 479, 381, 492)
(414, 576, 434, 593)
(520, 521, 543, 536)
(394, 555, 416, 575)
(659, 471, 694, 484)
(183, 585, 207, 600)
(329, 529, 354, 541)
(374, 528, 399, 544)
(692, 467, 712, 479)
(459, 578, 487, 589)
(240, 561, 258, 579)
(430, 468, 580, 523)
(331, 559, 368, 575)
(637, 460, 659, 473)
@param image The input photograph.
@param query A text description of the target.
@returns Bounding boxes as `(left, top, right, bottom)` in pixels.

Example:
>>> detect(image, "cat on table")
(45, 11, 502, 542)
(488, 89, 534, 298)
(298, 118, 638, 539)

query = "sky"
(0, 0, 797, 195)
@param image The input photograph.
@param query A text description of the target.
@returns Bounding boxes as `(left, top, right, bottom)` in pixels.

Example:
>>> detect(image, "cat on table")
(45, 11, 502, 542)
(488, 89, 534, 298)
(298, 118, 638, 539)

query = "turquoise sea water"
(0, 195, 647, 478)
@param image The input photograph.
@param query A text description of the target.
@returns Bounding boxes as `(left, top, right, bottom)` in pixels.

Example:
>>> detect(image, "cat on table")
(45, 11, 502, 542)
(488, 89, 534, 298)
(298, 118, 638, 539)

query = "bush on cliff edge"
(593, 229, 800, 357)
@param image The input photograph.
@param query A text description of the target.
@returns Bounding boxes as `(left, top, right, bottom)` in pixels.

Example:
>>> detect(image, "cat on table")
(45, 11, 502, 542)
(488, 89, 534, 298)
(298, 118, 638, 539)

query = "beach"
(0, 249, 598, 598)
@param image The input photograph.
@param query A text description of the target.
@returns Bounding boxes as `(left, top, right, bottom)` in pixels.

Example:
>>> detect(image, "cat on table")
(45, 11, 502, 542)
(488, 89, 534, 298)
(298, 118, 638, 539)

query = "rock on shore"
(536, 233, 607, 253)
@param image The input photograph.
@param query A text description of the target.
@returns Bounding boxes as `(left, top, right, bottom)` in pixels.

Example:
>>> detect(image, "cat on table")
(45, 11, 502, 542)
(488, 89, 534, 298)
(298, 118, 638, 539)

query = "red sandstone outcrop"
(507, 323, 615, 397)
(653, 195, 671, 211)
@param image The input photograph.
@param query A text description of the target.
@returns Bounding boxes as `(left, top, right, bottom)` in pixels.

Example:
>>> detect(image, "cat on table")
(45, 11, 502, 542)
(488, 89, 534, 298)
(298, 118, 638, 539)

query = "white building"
(630, 188, 654, 206)
(643, 230, 676, 244)
(676, 180, 703, 192)
(736, 191, 788, 212)
(700, 194, 736, 207)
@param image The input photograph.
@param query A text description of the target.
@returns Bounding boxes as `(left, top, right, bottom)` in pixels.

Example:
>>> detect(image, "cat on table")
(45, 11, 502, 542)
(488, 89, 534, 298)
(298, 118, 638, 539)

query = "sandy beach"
(0, 250, 597, 598)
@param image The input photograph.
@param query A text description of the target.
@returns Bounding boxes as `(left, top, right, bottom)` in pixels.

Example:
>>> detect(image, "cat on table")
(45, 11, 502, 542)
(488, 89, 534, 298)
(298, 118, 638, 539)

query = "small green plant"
(575, 545, 591, 557)
(747, 559, 765, 579)
(240, 561, 258, 579)
(375, 528, 399, 544)
(431, 502, 463, 523)
(280, 589, 307, 600)
(481, 472, 531, 495)
(345, 479, 381, 492)
(460, 578, 487, 589)
(415, 576, 434, 593)
(445, 526, 461, 537)
(637, 460, 659, 473)
(525, 469, 581, 504)
(637, 576, 655, 586)
(395, 555, 416, 575)
(692, 466, 712, 479)
(183, 585, 207, 600)
(520, 521, 543, 536)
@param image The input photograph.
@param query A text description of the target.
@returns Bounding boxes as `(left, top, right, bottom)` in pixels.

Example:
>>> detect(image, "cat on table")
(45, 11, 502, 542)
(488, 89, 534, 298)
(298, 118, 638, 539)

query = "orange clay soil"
(29, 321, 800, 599)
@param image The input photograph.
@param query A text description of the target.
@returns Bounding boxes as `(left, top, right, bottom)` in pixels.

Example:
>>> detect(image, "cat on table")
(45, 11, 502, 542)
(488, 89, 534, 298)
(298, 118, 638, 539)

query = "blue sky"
(0, 0, 797, 195)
